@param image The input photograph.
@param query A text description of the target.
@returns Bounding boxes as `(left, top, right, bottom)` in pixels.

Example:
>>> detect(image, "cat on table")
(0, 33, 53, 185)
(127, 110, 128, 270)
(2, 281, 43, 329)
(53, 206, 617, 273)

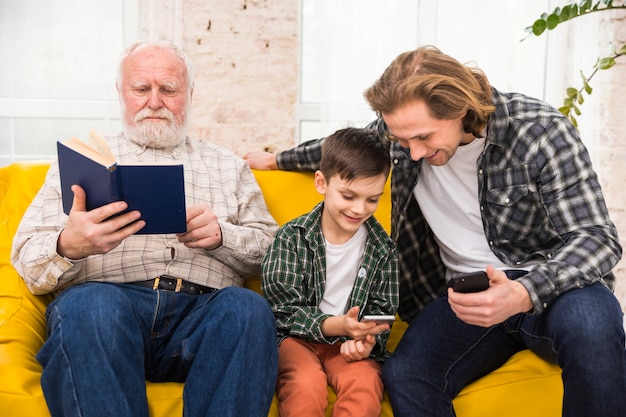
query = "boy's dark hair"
(320, 127, 391, 182)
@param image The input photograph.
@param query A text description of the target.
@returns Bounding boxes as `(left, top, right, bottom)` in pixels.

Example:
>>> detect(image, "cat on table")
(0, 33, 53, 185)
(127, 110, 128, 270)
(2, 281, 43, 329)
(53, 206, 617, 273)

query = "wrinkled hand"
(340, 334, 376, 362)
(57, 184, 145, 259)
(176, 204, 222, 250)
(448, 265, 533, 327)
(242, 151, 278, 170)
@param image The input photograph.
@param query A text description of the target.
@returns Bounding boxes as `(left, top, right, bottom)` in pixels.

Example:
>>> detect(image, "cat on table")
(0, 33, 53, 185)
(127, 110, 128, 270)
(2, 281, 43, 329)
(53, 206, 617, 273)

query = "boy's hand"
(340, 334, 375, 361)
(320, 306, 390, 339)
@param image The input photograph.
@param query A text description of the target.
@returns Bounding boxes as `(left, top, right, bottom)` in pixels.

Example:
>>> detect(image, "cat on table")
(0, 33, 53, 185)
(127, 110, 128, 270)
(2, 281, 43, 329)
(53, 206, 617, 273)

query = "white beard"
(123, 106, 188, 150)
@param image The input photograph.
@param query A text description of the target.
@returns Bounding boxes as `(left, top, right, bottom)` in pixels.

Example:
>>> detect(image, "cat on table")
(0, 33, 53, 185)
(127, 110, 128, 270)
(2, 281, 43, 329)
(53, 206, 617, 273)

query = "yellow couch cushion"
(0, 161, 563, 417)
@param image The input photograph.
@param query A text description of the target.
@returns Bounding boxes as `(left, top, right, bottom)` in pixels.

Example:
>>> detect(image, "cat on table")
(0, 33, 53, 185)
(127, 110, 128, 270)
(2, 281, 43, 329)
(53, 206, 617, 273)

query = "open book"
(57, 130, 186, 234)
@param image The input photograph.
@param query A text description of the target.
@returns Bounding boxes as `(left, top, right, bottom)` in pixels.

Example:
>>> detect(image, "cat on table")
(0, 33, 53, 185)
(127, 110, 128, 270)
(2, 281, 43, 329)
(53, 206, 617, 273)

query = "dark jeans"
(38, 282, 278, 417)
(383, 282, 626, 417)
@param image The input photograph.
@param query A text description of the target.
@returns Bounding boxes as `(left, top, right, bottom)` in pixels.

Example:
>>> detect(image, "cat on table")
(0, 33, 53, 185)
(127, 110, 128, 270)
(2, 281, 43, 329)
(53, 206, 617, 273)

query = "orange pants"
(276, 337, 383, 417)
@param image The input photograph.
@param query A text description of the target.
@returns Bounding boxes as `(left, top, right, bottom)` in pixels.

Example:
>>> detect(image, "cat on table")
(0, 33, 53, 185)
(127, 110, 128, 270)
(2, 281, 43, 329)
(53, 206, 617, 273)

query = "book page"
(63, 136, 117, 169)
(88, 130, 116, 163)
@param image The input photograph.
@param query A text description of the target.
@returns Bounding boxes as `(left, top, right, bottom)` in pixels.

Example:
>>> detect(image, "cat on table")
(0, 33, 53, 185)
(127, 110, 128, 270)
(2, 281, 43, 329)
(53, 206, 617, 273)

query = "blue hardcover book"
(57, 131, 186, 234)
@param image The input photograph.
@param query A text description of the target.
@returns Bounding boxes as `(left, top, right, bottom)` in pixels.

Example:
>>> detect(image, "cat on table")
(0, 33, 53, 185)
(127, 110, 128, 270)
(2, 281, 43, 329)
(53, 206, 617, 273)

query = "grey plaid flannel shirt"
(277, 88, 621, 322)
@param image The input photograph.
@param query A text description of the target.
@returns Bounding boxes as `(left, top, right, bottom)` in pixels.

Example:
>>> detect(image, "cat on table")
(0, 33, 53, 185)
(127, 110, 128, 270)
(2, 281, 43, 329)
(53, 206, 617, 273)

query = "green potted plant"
(523, 0, 626, 127)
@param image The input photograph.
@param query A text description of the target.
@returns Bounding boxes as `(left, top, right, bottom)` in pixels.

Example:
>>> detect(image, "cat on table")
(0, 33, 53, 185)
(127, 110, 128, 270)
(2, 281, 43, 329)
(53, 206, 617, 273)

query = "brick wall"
(138, 0, 300, 156)
(575, 10, 626, 310)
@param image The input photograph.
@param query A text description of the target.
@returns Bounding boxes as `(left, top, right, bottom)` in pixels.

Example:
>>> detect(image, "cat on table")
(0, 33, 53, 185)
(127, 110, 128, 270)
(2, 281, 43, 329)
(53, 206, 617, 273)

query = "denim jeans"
(37, 282, 278, 417)
(382, 281, 626, 417)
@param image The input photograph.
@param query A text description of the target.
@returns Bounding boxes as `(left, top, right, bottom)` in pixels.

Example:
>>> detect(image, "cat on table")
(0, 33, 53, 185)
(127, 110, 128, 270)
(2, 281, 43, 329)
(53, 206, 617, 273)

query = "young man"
(261, 127, 399, 417)
(11, 41, 279, 417)
(246, 46, 626, 416)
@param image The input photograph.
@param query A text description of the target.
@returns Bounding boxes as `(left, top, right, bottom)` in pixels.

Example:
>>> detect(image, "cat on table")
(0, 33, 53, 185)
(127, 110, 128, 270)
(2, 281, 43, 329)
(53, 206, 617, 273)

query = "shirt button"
(489, 241, 494, 246)
(478, 169, 484, 175)
(393, 159, 399, 165)
(358, 268, 366, 278)
(504, 198, 510, 203)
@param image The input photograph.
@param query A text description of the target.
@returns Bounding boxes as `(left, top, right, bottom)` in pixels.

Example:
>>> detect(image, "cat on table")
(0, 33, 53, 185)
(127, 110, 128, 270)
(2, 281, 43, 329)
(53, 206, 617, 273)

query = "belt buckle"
(152, 277, 160, 290)
(174, 278, 183, 292)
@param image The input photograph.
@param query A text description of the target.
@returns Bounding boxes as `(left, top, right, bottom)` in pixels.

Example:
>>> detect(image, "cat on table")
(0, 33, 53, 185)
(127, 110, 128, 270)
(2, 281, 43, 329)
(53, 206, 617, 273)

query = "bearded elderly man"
(11, 41, 279, 417)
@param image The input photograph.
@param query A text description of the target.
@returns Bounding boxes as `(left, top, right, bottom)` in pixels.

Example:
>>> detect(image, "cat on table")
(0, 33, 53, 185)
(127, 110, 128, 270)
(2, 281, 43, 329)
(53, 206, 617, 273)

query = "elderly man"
(12, 41, 279, 417)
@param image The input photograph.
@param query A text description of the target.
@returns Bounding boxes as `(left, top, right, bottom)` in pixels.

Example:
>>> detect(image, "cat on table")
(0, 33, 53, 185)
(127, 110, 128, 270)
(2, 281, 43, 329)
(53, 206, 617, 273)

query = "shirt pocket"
(485, 184, 529, 207)
(484, 184, 549, 246)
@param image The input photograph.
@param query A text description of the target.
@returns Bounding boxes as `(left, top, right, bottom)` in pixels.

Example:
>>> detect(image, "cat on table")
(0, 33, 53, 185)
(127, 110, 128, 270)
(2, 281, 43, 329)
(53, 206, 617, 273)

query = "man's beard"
(123, 106, 189, 150)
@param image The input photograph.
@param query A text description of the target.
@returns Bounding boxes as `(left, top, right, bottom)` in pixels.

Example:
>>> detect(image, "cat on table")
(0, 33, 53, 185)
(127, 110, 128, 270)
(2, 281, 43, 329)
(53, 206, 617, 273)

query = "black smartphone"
(448, 271, 490, 293)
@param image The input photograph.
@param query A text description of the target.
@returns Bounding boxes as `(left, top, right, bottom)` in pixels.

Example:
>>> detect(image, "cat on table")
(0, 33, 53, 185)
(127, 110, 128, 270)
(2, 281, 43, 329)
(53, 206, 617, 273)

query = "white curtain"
(298, 0, 564, 142)
(299, 0, 421, 139)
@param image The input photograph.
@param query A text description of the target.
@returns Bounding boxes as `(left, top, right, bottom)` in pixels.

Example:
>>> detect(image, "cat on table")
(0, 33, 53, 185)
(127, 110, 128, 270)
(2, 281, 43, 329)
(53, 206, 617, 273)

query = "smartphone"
(360, 315, 396, 325)
(448, 271, 490, 293)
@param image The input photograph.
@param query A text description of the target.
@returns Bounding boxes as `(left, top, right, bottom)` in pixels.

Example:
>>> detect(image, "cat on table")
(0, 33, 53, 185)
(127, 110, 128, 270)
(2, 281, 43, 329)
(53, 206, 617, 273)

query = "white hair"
(116, 40, 195, 93)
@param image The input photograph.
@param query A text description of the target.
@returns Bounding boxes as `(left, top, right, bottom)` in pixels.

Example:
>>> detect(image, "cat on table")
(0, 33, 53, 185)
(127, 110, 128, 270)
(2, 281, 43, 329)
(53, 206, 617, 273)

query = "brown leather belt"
(130, 275, 218, 295)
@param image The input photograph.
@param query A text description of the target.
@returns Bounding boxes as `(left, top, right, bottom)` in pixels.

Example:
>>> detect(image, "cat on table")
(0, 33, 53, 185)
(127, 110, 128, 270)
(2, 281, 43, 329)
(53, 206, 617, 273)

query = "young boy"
(261, 127, 400, 417)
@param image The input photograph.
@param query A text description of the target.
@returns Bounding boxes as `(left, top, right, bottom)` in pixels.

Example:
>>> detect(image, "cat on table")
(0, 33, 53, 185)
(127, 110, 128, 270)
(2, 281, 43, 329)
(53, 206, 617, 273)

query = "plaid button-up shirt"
(12, 133, 278, 295)
(277, 88, 621, 322)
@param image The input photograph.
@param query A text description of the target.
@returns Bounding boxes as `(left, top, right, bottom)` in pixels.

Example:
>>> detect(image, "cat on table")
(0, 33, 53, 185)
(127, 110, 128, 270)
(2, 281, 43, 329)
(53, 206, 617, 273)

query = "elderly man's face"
(118, 45, 191, 149)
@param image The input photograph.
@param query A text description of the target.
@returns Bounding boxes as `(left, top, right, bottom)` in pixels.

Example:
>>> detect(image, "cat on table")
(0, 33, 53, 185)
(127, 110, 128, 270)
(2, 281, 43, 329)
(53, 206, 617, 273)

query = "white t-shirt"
(319, 225, 367, 315)
(414, 138, 516, 279)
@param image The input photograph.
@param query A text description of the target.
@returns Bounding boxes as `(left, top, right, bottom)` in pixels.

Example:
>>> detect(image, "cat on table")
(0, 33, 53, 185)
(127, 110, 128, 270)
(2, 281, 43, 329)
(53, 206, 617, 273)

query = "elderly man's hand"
(177, 204, 223, 250)
(57, 184, 145, 259)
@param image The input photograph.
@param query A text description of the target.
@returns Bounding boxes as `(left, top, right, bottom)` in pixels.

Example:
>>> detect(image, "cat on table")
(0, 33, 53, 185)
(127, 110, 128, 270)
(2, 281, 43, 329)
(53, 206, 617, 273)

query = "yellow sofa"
(0, 161, 564, 416)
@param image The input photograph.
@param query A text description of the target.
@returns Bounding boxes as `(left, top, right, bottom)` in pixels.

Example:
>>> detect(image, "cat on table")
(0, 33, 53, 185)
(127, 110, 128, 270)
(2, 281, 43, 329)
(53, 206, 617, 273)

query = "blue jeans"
(37, 282, 278, 417)
(383, 282, 626, 417)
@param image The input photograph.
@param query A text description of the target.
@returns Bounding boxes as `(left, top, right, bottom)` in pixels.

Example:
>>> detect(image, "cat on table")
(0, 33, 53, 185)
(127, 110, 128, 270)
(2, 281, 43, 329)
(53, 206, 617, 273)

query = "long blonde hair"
(364, 46, 495, 137)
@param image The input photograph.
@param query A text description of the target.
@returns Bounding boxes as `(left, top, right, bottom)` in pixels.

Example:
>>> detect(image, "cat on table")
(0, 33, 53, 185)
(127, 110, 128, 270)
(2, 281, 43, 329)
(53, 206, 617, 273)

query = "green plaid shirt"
(277, 88, 621, 322)
(261, 202, 399, 362)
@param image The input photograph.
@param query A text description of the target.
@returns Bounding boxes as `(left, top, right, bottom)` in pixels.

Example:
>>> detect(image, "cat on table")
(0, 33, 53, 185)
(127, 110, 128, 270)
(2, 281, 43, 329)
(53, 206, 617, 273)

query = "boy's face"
(315, 171, 387, 244)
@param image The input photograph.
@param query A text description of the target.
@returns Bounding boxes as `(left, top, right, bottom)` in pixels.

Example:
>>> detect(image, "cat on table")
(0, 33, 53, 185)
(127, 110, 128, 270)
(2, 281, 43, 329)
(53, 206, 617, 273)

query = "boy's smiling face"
(315, 171, 387, 245)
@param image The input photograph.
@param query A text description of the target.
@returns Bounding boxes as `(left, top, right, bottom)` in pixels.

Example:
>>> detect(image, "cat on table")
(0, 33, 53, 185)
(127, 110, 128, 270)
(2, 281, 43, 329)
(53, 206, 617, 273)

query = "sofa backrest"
(0, 162, 392, 236)
(251, 169, 391, 231)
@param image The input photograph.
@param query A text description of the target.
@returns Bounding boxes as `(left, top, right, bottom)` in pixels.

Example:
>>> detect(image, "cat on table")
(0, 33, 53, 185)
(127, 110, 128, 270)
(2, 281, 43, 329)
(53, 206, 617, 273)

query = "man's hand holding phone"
(447, 266, 534, 328)
(448, 271, 490, 293)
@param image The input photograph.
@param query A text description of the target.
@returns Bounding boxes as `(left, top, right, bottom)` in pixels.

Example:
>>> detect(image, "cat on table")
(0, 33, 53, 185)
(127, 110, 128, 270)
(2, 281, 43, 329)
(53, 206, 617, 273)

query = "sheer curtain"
(298, 0, 560, 143)
(299, 0, 421, 141)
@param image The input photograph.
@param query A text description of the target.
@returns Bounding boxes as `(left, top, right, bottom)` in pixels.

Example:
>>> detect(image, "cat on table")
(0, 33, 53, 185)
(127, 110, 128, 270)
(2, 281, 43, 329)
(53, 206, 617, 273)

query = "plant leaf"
(532, 19, 547, 36)
(546, 14, 560, 29)
(597, 57, 616, 69)
(577, 92, 584, 105)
